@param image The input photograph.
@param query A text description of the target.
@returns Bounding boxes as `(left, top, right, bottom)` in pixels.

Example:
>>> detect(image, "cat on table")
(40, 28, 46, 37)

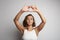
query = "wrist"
(36, 10, 40, 13)
(20, 9, 24, 13)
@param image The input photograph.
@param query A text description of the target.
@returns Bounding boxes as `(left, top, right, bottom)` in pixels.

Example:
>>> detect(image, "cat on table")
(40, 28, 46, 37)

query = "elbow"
(13, 18, 19, 23)
(13, 18, 17, 23)
(13, 18, 15, 21)
(44, 20, 46, 23)
(13, 17, 19, 24)
(42, 19, 46, 24)
(13, 19, 16, 23)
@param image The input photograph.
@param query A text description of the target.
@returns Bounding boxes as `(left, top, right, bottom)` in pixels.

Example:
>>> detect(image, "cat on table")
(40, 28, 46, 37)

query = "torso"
(22, 29, 38, 40)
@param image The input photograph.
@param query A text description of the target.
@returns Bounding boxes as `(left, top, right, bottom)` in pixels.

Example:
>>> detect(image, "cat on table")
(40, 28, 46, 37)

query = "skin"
(13, 6, 46, 36)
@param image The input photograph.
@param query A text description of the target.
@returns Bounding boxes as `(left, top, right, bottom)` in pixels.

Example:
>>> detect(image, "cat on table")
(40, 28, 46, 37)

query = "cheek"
(27, 20, 33, 24)
(31, 20, 33, 23)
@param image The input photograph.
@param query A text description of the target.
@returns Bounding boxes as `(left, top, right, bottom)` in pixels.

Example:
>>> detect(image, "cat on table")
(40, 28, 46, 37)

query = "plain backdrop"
(0, 0, 60, 40)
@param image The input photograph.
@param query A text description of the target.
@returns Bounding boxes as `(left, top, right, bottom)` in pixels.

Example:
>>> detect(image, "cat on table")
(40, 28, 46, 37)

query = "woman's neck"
(27, 26, 33, 31)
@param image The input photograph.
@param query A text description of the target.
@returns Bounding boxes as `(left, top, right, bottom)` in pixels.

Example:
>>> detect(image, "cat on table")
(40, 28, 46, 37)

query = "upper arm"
(14, 19, 25, 32)
(36, 21, 46, 33)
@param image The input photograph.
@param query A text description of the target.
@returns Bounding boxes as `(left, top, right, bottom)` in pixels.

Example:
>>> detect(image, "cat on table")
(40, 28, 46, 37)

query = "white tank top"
(22, 29, 38, 40)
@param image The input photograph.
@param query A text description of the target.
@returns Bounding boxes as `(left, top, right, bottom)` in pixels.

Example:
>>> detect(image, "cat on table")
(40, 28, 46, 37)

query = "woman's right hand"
(21, 6, 30, 12)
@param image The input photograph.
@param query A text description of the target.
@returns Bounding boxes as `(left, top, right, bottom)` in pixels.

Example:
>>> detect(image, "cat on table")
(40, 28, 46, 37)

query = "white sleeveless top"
(22, 29, 38, 40)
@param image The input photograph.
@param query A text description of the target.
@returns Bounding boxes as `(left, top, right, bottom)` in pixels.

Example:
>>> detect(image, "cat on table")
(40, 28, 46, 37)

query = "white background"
(0, 0, 60, 40)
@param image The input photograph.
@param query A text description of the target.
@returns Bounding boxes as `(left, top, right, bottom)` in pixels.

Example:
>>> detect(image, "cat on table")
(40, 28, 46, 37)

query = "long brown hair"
(23, 14, 36, 27)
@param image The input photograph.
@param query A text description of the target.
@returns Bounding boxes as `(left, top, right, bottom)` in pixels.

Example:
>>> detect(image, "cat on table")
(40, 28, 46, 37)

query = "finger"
(25, 9, 30, 12)
(33, 6, 37, 9)
(31, 6, 34, 9)
(31, 6, 36, 9)
(28, 6, 31, 8)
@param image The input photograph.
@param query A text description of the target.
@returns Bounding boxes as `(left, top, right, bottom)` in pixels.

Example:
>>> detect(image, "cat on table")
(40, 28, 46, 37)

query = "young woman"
(13, 6, 46, 40)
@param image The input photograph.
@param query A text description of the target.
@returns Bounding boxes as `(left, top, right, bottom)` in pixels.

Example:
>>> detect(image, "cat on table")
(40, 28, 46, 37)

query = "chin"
(28, 24, 32, 26)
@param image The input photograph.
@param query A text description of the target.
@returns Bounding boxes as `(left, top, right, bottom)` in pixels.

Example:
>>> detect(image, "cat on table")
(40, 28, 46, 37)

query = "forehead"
(27, 16, 33, 19)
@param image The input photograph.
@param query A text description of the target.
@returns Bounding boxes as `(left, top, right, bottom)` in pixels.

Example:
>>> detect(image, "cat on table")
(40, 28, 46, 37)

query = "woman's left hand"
(30, 6, 39, 12)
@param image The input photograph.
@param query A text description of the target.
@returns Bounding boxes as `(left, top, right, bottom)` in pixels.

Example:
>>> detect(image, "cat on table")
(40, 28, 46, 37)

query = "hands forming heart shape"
(21, 6, 39, 12)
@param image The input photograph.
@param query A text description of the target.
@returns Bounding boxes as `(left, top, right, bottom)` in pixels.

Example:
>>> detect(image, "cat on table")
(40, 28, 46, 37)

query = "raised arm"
(13, 6, 30, 32)
(36, 9, 46, 32)
(31, 6, 46, 33)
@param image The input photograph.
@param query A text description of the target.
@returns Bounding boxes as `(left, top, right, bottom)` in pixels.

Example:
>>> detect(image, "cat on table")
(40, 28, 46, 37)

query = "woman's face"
(27, 16, 33, 26)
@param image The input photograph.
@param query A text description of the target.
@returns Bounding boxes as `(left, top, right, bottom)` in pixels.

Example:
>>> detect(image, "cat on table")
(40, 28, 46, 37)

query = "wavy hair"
(23, 14, 36, 27)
